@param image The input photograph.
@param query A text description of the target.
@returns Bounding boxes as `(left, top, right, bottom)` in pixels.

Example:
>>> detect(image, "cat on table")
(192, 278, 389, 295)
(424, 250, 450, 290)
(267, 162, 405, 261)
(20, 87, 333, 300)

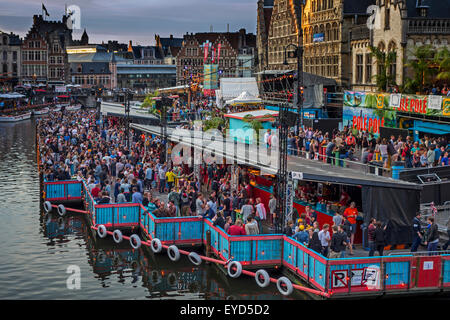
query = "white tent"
(219, 77, 259, 101)
(225, 91, 262, 106)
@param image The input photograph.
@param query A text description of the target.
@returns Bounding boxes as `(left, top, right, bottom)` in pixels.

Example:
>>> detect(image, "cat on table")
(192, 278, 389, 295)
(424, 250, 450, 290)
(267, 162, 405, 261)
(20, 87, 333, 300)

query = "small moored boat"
(0, 112, 32, 122)
(34, 107, 50, 116)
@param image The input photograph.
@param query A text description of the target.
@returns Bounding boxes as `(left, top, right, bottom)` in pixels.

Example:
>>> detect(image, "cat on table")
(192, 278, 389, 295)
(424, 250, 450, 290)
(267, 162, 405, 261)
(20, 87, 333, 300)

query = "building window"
(385, 8, 390, 30)
(365, 53, 372, 83)
(12, 51, 17, 61)
(356, 54, 363, 83)
(2, 51, 6, 61)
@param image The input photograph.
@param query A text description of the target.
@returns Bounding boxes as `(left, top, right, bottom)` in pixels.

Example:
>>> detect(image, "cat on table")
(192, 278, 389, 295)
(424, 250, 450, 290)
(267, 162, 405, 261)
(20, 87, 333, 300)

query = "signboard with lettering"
(344, 91, 449, 118)
(203, 64, 219, 90)
(313, 33, 324, 42)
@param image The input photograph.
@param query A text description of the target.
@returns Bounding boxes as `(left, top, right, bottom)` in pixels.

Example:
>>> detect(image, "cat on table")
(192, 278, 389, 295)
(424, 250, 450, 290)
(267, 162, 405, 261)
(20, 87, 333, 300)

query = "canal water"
(0, 119, 306, 300)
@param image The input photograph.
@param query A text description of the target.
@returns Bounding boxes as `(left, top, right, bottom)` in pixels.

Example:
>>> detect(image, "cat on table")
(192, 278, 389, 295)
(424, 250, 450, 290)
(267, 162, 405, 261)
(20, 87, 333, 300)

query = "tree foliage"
(369, 46, 397, 92)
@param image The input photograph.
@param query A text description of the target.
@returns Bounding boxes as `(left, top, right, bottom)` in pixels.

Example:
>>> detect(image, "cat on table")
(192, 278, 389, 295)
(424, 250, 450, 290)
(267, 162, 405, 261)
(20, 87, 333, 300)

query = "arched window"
(388, 41, 397, 81)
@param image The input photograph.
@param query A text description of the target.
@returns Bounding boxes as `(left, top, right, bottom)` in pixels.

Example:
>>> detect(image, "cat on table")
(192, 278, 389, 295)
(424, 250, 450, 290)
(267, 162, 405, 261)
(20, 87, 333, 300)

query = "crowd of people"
(38, 106, 449, 259)
(38, 109, 277, 238)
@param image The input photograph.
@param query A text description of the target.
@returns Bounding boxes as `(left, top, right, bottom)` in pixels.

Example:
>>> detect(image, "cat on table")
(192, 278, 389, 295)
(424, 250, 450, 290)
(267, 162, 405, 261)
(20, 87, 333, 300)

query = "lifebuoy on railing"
(168, 245, 180, 262)
(151, 238, 162, 253)
(97, 225, 107, 238)
(255, 269, 270, 288)
(44, 201, 52, 213)
(57, 204, 66, 216)
(188, 252, 202, 266)
(130, 234, 141, 249)
(277, 277, 293, 296)
(113, 230, 123, 244)
(227, 261, 242, 278)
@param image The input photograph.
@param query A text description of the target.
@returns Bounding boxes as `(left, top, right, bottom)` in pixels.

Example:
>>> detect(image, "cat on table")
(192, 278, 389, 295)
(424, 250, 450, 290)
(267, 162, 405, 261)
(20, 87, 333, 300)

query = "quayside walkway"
(42, 179, 450, 299)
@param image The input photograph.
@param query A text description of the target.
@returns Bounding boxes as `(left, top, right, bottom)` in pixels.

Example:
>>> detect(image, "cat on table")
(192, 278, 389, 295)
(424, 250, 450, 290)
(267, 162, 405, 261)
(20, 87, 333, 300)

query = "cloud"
(0, 0, 257, 45)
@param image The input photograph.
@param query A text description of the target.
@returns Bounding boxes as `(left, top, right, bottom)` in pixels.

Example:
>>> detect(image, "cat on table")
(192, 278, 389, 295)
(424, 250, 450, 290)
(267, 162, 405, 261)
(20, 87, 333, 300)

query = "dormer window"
(420, 8, 428, 17)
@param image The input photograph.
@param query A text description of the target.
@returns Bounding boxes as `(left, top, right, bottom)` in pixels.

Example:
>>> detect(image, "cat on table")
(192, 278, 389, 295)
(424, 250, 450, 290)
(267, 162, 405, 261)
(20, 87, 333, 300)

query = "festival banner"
(344, 91, 449, 118)
(203, 42, 209, 63)
(444, 98, 450, 116)
(203, 64, 219, 91)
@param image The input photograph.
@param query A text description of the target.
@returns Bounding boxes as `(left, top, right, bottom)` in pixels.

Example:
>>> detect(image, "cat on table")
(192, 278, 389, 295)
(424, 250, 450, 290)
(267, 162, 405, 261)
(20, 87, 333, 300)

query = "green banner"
(344, 91, 450, 118)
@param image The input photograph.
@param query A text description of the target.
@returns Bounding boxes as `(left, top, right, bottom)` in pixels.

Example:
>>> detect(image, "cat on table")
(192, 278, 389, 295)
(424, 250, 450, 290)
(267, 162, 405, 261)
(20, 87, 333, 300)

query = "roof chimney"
(227, 24, 230, 33)
(128, 40, 133, 52)
(170, 34, 173, 39)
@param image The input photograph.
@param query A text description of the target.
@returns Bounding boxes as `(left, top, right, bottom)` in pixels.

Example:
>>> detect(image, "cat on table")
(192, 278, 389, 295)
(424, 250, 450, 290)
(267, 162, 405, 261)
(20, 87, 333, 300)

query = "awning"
(130, 123, 422, 191)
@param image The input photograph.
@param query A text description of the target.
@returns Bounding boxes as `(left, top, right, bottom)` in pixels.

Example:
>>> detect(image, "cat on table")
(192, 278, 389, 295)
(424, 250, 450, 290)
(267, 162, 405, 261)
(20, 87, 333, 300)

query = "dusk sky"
(0, 0, 257, 45)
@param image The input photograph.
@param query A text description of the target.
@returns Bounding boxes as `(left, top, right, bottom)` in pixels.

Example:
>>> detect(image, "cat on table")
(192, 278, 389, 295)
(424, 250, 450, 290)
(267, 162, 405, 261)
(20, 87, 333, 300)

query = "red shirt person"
(228, 219, 246, 236)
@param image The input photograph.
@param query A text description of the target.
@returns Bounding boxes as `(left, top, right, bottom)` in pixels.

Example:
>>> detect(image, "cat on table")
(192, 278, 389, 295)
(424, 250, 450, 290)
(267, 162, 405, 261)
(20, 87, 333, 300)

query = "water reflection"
(40, 210, 300, 300)
(0, 119, 305, 300)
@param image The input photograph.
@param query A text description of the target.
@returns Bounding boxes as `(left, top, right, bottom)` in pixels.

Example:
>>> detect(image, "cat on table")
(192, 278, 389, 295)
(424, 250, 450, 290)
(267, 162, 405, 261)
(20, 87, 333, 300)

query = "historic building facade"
(350, 0, 450, 91)
(176, 29, 256, 85)
(0, 31, 22, 88)
(258, 0, 375, 87)
(266, 0, 301, 71)
(21, 14, 75, 87)
(256, 0, 274, 74)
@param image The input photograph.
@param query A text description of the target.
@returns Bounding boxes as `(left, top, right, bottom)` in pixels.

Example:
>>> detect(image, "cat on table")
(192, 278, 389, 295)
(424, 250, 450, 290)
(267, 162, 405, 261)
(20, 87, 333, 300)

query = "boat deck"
(41, 179, 450, 299)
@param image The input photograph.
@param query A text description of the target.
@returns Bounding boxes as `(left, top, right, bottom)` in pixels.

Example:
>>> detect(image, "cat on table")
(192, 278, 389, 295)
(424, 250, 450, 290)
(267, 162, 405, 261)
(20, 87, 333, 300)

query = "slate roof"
(405, 0, 450, 19)
(70, 62, 111, 75)
(343, 0, 376, 15)
(131, 45, 164, 60)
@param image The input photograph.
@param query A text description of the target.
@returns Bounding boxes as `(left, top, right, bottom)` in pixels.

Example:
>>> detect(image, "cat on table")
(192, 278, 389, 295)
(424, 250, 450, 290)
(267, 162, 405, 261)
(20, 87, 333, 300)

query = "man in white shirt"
(255, 197, 266, 233)
(318, 224, 331, 257)
(264, 129, 271, 148)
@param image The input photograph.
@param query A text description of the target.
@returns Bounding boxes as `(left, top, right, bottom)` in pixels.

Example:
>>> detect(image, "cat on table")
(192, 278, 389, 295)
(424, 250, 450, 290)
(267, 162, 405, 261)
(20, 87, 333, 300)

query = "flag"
(42, 4, 50, 17)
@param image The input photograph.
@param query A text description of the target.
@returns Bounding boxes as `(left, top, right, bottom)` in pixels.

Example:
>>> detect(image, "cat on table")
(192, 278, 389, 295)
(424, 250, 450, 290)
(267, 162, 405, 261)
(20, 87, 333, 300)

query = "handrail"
(42, 179, 450, 297)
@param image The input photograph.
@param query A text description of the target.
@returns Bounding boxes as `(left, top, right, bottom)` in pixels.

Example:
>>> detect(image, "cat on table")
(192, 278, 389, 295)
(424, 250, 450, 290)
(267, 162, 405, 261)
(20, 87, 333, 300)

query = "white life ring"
(151, 238, 162, 253)
(57, 204, 66, 216)
(227, 261, 242, 278)
(255, 269, 271, 288)
(167, 245, 180, 262)
(188, 252, 202, 266)
(97, 225, 107, 238)
(276, 277, 293, 296)
(113, 229, 123, 244)
(130, 234, 141, 249)
(44, 201, 52, 213)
